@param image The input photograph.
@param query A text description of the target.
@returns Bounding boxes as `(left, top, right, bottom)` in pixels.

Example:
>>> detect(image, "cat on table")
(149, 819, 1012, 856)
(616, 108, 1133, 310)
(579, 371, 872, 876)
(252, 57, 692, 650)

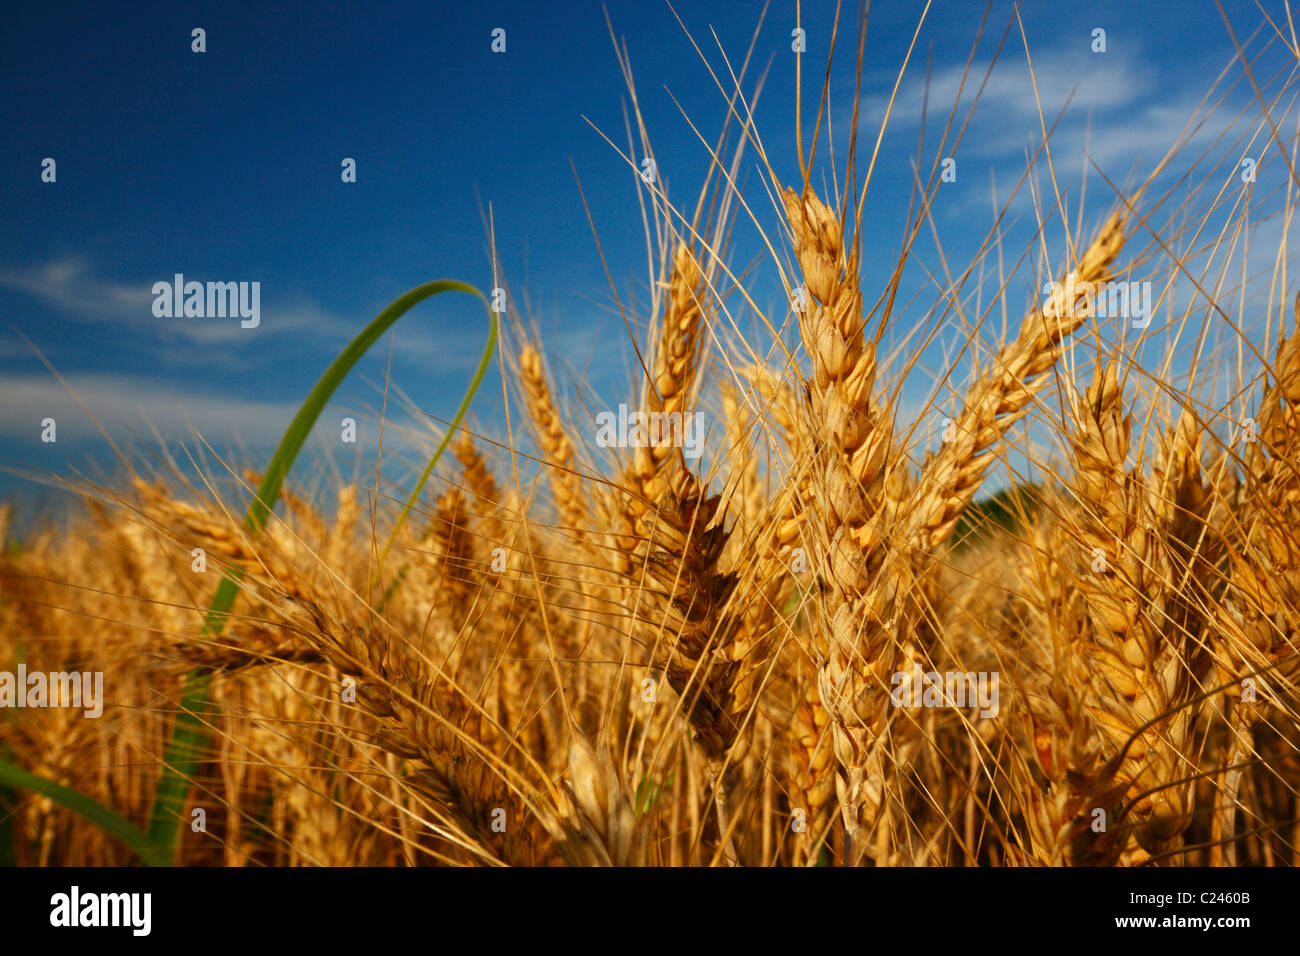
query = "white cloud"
(0, 256, 611, 381)
(863, 45, 1154, 132)
(0, 372, 305, 445)
(0, 257, 357, 346)
(0, 256, 151, 321)
(0, 372, 439, 455)
(857, 42, 1252, 210)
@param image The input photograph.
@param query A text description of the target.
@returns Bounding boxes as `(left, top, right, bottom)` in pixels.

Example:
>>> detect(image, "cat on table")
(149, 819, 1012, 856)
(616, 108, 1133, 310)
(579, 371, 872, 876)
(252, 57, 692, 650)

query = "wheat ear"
(1066, 363, 1196, 857)
(909, 213, 1127, 553)
(781, 184, 897, 861)
(518, 344, 588, 539)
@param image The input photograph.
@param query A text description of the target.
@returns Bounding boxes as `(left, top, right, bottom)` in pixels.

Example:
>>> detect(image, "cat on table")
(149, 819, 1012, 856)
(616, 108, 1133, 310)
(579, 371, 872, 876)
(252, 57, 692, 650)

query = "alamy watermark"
(890, 665, 999, 718)
(50, 886, 151, 936)
(594, 404, 705, 459)
(0, 665, 103, 718)
(152, 273, 260, 328)
(1043, 277, 1153, 329)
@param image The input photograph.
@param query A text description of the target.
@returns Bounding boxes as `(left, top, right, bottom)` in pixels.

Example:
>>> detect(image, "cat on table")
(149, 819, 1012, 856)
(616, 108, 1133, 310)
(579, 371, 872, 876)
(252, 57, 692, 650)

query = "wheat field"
(2, 4, 1300, 867)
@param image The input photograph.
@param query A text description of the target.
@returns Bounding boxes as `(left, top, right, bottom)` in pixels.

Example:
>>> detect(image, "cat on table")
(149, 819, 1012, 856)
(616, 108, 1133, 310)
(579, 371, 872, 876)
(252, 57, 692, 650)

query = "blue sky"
(1, 0, 1292, 522)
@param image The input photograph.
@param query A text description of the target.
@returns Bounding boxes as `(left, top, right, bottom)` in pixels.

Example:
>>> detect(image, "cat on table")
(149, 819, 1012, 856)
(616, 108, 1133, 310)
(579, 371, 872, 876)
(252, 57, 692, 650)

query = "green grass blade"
(373, 287, 499, 574)
(0, 758, 168, 866)
(147, 280, 496, 860)
(0, 750, 16, 866)
(368, 279, 500, 607)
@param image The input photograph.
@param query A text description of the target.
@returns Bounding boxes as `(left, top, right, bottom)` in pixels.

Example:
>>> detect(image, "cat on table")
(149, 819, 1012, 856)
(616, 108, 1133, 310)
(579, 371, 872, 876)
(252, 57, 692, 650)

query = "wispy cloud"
(0, 371, 304, 445)
(863, 45, 1154, 133)
(0, 371, 443, 455)
(0, 254, 530, 382)
(0, 256, 152, 322)
(858, 42, 1249, 213)
(0, 257, 357, 346)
